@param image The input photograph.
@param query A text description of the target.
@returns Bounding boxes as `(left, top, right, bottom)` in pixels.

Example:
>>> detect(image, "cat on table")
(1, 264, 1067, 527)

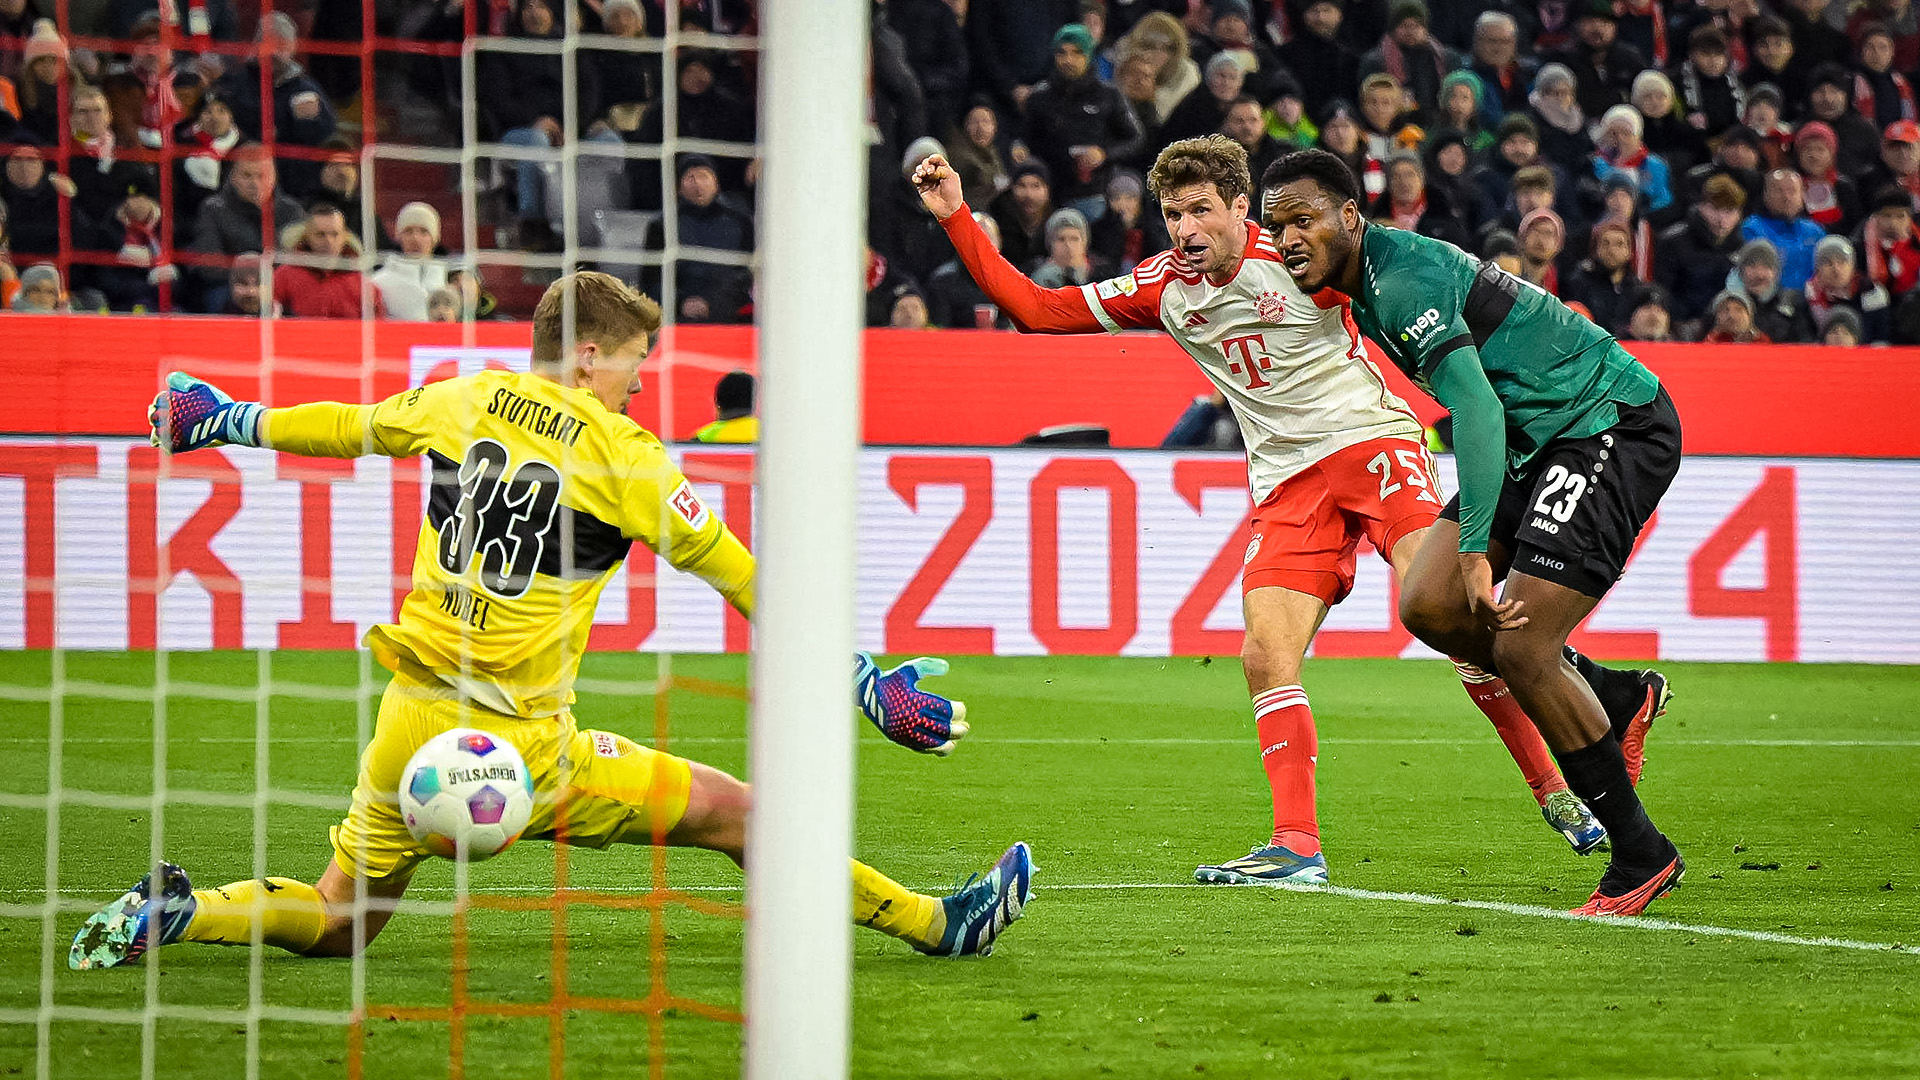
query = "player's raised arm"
(912, 153, 1157, 334)
(149, 371, 429, 459)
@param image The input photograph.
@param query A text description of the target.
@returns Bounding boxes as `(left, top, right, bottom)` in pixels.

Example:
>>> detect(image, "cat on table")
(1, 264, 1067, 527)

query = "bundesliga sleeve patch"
(1094, 275, 1139, 300)
(667, 479, 711, 530)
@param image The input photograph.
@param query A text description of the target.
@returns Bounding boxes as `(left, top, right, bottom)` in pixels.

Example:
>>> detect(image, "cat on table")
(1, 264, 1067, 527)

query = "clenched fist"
(912, 153, 965, 222)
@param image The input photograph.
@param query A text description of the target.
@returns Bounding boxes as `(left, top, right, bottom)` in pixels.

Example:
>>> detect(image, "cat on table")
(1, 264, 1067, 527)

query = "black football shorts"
(1440, 386, 1682, 599)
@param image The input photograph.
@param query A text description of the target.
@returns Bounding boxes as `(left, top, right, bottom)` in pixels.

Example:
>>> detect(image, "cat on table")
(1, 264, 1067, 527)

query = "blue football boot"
(69, 862, 197, 970)
(916, 842, 1034, 957)
(1194, 844, 1329, 886)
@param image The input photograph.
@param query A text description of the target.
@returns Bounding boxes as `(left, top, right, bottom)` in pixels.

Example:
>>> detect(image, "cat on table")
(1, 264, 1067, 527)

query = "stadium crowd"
(2, 0, 1919, 343)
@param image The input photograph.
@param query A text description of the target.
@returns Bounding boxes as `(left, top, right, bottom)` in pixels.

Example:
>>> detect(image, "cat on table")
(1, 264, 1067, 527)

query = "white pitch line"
(8, 881, 1909, 957)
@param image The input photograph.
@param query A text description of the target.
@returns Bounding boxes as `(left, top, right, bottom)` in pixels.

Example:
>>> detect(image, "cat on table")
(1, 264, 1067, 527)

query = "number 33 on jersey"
(309, 369, 752, 717)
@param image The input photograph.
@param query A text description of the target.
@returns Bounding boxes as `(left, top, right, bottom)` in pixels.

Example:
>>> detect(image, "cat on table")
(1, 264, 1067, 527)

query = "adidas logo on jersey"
(1183, 312, 1208, 327)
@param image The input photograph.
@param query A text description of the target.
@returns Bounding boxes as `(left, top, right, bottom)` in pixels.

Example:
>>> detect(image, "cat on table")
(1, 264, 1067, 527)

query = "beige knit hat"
(395, 201, 441, 246)
(23, 20, 69, 66)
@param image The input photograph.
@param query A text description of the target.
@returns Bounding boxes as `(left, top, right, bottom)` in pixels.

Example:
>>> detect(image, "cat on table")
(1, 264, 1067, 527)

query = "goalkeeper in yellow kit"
(70, 272, 1032, 968)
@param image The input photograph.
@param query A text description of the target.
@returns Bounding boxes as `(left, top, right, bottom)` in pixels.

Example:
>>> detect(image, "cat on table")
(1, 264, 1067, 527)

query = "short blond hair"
(1148, 135, 1252, 207)
(531, 271, 662, 367)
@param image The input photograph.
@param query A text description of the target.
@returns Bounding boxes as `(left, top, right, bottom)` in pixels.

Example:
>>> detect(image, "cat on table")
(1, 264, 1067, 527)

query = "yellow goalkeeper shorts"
(330, 671, 694, 882)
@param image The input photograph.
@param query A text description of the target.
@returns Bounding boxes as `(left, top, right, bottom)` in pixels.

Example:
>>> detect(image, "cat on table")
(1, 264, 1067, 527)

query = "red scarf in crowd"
(1803, 167, 1845, 228)
(1390, 192, 1425, 232)
(1617, 1, 1669, 67)
(1855, 71, 1918, 124)
(1865, 214, 1920, 295)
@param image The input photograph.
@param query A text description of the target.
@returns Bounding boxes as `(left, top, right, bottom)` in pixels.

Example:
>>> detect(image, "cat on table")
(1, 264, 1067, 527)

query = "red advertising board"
(5, 314, 1917, 457)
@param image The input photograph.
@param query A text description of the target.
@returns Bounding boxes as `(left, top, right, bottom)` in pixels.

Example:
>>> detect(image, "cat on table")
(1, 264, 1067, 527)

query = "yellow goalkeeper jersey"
(264, 369, 755, 717)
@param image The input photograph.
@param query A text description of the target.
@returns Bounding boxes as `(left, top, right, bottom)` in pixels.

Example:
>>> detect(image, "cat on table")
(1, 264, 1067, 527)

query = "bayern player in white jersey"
(915, 136, 1645, 885)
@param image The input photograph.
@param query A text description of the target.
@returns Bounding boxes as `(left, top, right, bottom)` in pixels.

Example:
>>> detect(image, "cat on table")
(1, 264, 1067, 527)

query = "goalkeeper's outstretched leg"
(72, 757, 1033, 969)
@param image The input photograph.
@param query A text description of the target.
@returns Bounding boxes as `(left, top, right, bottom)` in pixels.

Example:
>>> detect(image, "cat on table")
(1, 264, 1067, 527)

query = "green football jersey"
(1346, 223, 1659, 476)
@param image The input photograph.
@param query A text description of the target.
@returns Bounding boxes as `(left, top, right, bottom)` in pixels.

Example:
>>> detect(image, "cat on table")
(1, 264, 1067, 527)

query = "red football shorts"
(1242, 437, 1444, 606)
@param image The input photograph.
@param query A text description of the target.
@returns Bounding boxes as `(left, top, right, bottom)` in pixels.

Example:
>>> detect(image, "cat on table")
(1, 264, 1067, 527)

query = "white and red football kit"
(938, 205, 1579, 863)
(940, 209, 1439, 605)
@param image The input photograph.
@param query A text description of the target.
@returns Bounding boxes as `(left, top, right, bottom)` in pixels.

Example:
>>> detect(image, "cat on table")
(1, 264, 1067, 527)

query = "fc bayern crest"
(1256, 290, 1287, 324)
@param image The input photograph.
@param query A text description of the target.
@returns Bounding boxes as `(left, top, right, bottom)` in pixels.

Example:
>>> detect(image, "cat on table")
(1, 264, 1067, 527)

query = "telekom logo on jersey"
(1221, 334, 1272, 390)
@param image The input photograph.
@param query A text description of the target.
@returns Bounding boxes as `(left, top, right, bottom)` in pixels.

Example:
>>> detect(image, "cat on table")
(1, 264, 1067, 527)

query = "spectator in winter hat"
(1275, 1, 1359, 121)
(1851, 23, 1915, 132)
(1821, 305, 1865, 345)
(1195, 0, 1286, 104)
(370, 201, 449, 321)
(1846, 2, 1920, 73)
(642, 154, 755, 324)
(1740, 169, 1826, 290)
(8, 262, 61, 311)
(1807, 233, 1894, 342)
(1031, 207, 1106, 288)
(989, 159, 1056, 273)
(1160, 51, 1249, 146)
(1730, 237, 1818, 343)
(1316, 100, 1377, 200)
(1024, 23, 1148, 207)
(1633, 69, 1705, 179)
(1669, 23, 1743, 140)
(1703, 289, 1769, 342)
(1680, 125, 1765, 210)
(1527, 63, 1594, 171)
(1518, 206, 1566, 293)
(1743, 17, 1806, 109)
(215, 12, 339, 199)
(1806, 63, 1883, 178)
(1357, 1, 1462, 121)
(1793, 121, 1863, 234)
(1623, 285, 1676, 341)
(1435, 69, 1493, 153)
(1591, 103, 1674, 214)
(2, 139, 79, 257)
(1563, 217, 1650, 335)
(1741, 85, 1795, 168)
(1087, 169, 1156, 279)
(1547, 0, 1646, 120)
(15, 20, 70, 145)
(1655, 172, 1749, 331)
(1858, 183, 1920, 298)
(1866, 118, 1920, 214)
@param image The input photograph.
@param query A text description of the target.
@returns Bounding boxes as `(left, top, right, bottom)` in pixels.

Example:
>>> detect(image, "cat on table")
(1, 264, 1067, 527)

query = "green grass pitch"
(1, 651, 1917, 1079)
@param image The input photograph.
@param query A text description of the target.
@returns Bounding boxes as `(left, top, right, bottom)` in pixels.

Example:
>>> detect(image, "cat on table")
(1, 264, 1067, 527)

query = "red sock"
(1253, 684, 1320, 855)
(1453, 660, 1568, 806)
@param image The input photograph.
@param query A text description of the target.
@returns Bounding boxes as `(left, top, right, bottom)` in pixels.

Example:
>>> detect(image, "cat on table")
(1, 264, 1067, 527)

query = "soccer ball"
(398, 728, 536, 861)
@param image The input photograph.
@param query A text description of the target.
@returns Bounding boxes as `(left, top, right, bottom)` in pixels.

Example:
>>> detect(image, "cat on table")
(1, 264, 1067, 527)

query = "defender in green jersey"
(1259, 150, 1685, 917)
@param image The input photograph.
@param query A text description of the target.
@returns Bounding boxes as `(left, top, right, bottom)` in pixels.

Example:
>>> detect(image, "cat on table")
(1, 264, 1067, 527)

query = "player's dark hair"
(714, 369, 754, 415)
(1259, 149, 1362, 208)
(1148, 135, 1252, 206)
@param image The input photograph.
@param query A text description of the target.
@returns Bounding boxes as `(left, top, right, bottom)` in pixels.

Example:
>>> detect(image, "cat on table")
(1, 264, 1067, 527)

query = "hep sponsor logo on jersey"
(1398, 308, 1444, 346)
(1094, 275, 1139, 301)
(668, 479, 711, 530)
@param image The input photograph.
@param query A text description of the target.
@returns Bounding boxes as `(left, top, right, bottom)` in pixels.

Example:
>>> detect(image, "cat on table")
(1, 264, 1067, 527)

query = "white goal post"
(744, 1, 869, 1078)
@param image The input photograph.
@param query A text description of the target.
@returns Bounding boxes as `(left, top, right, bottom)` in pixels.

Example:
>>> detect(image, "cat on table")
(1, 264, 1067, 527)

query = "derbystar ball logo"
(1255, 291, 1287, 324)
